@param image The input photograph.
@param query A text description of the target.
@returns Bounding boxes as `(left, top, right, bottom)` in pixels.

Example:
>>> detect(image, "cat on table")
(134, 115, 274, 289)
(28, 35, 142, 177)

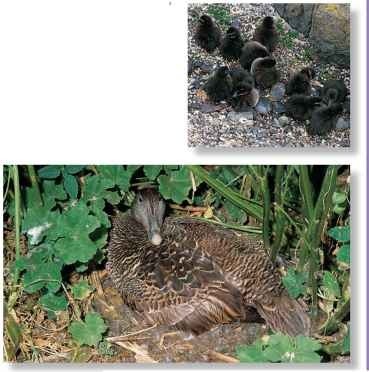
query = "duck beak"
(148, 221, 162, 245)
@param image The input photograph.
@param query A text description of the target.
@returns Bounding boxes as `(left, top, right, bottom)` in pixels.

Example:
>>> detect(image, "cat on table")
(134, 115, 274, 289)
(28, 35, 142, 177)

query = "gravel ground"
(187, 3, 350, 148)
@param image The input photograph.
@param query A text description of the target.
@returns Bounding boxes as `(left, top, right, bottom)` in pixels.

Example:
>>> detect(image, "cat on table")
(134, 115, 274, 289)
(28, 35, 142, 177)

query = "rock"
(200, 62, 214, 73)
(310, 4, 350, 67)
(255, 98, 272, 114)
(274, 4, 349, 67)
(200, 103, 223, 113)
(311, 87, 321, 97)
(228, 111, 254, 123)
(272, 101, 286, 114)
(270, 83, 286, 101)
(273, 4, 315, 36)
(336, 117, 350, 130)
(189, 78, 201, 90)
(278, 115, 290, 126)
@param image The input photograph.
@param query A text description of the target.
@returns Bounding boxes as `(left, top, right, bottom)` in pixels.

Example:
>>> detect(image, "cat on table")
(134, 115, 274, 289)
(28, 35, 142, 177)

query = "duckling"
(309, 103, 343, 135)
(107, 189, 311, 336)
(203, 66, 233, 103)
(286, 95, 322, 121)
(253, 16, 278, 52)
(230, 68, 259, 109)
(286, 67, 315, 96)
(219, 26, 244, 61)
(240, 41, 269, 71)
(322, 80, 348, 105)
(194, 14, 221, 53)
(250, 56, 280, 89)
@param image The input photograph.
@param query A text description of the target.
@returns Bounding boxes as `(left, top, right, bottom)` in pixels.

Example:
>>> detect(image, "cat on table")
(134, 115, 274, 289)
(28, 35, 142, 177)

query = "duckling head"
(132, 189, 166, 246)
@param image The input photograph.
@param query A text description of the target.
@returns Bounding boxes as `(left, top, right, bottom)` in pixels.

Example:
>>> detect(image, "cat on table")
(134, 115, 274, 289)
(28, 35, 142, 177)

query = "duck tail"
(256, 293, 311, 337)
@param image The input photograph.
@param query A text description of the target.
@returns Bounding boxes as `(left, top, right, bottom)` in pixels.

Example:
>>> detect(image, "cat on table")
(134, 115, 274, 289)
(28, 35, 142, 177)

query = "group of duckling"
(194, 13, 349, 136)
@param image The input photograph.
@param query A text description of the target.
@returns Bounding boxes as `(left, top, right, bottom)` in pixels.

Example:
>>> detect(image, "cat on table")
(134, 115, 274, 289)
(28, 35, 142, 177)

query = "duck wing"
(131, 237, 246, 334)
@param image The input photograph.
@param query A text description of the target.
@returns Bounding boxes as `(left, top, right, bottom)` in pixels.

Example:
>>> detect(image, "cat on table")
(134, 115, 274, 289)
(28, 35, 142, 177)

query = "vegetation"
(3, 165, 350, 362)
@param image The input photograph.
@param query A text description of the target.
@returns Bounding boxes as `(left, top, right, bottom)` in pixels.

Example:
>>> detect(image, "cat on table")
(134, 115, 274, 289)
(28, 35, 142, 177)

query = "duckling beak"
(150, 232, 162, 246)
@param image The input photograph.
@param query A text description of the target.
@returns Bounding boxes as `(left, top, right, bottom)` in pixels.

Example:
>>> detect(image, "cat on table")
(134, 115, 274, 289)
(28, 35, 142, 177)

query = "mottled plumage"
(253, 16, 278, 52)
(107, 190, 311, 336)
(286, 67, 315, 96)
(240, 41, 269, 71)
(194, 15, 221, 53)
(220, 26, 244, 61)
(286, 94, 322, 121)
(309, 103, 343, 135)
(203, 66, 233, 103)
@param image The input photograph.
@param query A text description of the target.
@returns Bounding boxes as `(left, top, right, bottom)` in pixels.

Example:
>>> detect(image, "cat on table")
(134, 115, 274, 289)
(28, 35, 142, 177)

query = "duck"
(194, 14, 221, 53)
(107, 189, 311, 336)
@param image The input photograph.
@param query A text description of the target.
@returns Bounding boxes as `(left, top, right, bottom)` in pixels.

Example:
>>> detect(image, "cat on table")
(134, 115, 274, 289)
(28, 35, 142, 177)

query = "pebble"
(255, 97, 272, 114)
(278, 115, 290, 127)
(270, 83, 286, 101)
(272, 101, 286, 114)
(228, 111, 254, 124)
(336, 117, 350, 130)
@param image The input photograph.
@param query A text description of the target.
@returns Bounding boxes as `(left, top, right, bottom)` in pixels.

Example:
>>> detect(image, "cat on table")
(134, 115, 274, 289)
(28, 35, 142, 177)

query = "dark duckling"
(203, 66, 233, 103)
(286, 95, 322, 121)
(240, 41, 269, 71)
(286, 67, 315, 96)
(250, 56, 280, 89)
(253, 16, 278, 52)
(309, 103, 343, 135)
(194, 14, 221, 53)
(322, 80, 348, 105)
(219, 26, 244, 61)
(107, 189, 311, 337)
(230, 67, 259, 109)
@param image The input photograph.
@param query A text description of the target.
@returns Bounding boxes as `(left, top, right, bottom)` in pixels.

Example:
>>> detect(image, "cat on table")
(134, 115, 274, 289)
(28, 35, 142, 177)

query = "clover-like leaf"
(64, 165, 85, 175)
(282, 268, 307, 299)
(236, 341, 268, 362)
(63, 173, 78, 199)
(38, 166, 62, 179)
(328, 226, 350, 243)
(337, 244, 350, 266)
(322, 271, 341, 298)
(39, 292, 68, 313)
(158, 167, 192, 203)
(69, 312, 107, 346)
(143, 165, 163, 180)
(52, 202, 101, 264)
(71, 279, 93, 300)
(96, 165, 139, 193)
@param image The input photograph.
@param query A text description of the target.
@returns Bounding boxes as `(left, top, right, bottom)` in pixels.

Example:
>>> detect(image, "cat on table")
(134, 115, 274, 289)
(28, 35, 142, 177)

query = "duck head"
(131, 189, 166, 246)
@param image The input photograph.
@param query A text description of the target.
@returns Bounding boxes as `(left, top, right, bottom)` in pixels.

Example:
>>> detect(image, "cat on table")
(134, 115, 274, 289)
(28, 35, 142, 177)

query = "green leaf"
(295, 335, 321, 352)
(63, 173, 78, 199)
(38, 166, 62, 179)
(236, 341, 268, 362)
(342, 328, 350, 354)
(96, 165, 139, 193)
(69, 312, 107, 346)
(143, 165, 163, 180)
(42, 180, 68, 207)
(333, 204, 346, 215)
(39, 292, 68, 313)
(322, 271, 341, 298)
(282, 268, 307, 298)
(223, 199, 247, 224)
(328, 226, 350, 243)
(65, 165, 85, 174)
(332, 191, 346, 205)
(51, 201, 101, 264)
(71, 280, 93, 300)
(337, 244, 350, 265)
(158, 167, 192, 203)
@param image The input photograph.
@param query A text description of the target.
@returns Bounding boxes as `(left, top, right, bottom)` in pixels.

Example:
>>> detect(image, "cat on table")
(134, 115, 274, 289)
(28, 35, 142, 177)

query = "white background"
(0, 0, 366, 370)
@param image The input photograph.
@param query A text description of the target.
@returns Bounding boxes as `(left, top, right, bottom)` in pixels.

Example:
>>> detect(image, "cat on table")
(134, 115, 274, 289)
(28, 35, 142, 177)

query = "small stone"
(336, 117, 350, 130)
(270, 83, 286, 101)
(255, 97, 272, 114)
(311, 87, 321, 97)
(200, 103, 221, 113)
(228, 111, 254, 123)
(278, 115, 290, 126)
(272, 101, 286, 114)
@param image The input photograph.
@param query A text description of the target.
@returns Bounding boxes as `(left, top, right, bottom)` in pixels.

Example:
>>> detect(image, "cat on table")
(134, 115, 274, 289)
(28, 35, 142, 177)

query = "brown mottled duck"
(107, 189, 311, 336)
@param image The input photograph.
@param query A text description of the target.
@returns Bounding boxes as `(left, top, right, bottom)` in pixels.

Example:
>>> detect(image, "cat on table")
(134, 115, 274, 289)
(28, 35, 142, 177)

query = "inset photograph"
(188, 3, 350, 148)
(4, 165, 350, 363)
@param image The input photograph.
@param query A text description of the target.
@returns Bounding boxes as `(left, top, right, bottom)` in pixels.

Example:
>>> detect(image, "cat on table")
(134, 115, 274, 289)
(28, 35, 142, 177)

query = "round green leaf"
(63, 173, 78, 199)
(38, 166, 62, 179)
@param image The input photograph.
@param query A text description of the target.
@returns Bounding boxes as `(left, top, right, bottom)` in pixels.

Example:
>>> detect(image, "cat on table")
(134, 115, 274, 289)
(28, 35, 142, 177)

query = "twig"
(106, 324, 157, 342)
(169, 204, 208, 212)
(208, 351, 239, 363)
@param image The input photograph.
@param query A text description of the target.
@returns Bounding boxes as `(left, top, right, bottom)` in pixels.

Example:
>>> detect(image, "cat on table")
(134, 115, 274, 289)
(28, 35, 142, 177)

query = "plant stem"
(320, 298, 350, 334)
(12, 165, 21, 283)
(27, 165, 43, 206)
